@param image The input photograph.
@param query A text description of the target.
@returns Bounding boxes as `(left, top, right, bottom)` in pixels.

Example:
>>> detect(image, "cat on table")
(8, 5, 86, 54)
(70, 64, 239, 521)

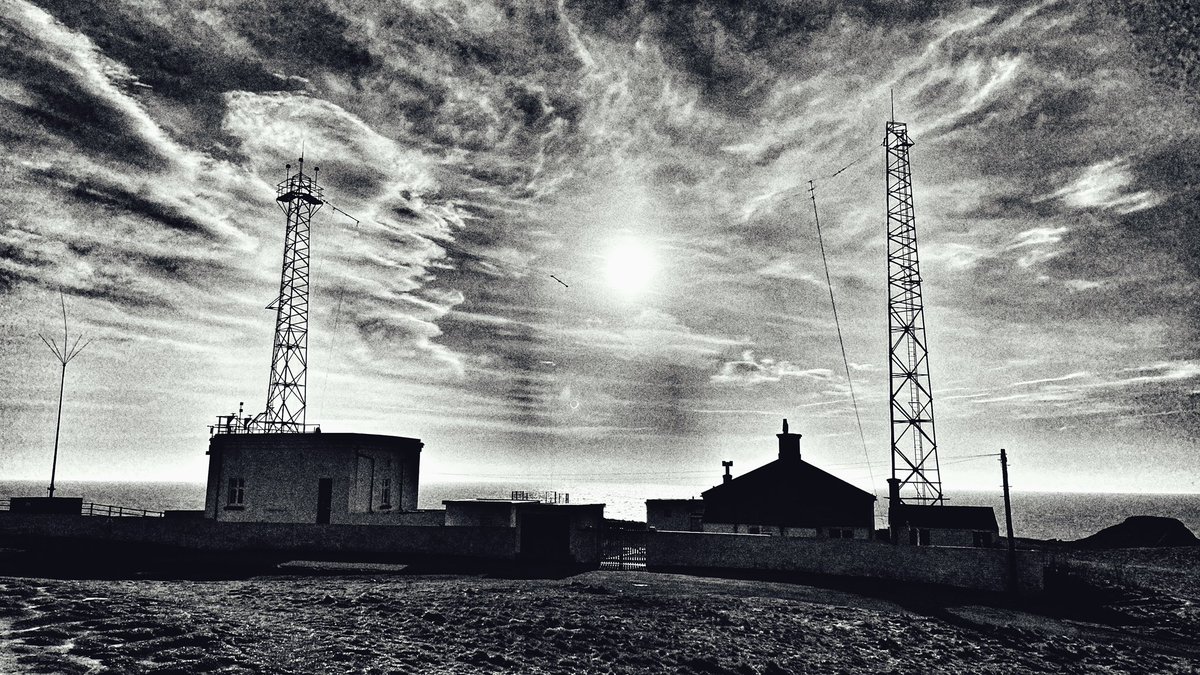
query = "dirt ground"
(0, 561, 1197, 674)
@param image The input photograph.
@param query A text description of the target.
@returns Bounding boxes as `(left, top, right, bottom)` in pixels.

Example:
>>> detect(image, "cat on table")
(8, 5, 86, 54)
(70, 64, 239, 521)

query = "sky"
(0, 0, 1197, 498)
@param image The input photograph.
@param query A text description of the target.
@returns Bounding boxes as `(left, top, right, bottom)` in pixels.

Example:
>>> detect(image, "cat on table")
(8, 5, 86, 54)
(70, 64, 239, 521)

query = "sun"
(604, 238, 656, 296)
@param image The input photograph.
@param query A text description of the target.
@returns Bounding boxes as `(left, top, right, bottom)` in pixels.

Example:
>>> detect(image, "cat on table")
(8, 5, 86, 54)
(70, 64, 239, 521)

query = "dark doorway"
(316, 478, 333, 524)
(519, 512, 571, 562)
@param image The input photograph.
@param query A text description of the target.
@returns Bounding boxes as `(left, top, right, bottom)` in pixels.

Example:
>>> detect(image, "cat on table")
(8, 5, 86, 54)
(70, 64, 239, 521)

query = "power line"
(427, 469, 721, 479)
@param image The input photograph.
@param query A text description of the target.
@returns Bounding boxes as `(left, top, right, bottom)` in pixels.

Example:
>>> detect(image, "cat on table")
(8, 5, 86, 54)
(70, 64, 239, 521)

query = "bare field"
(0, 566, 1197, 674)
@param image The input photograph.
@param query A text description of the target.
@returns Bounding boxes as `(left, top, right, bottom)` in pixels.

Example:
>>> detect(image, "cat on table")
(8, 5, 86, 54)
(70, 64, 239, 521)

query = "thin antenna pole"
(890, 88, 895, 123)
(39, 292, 91, 498)
(48, 362, 66, 498)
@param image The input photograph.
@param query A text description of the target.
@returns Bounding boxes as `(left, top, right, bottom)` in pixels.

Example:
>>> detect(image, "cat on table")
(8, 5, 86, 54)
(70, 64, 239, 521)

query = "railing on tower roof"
(209, 412, 321, 437)
(276, 166, 324, 205)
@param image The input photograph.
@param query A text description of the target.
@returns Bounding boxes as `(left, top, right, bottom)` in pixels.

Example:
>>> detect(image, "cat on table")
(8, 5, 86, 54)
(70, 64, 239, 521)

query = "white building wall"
(205, 433, 421, 525)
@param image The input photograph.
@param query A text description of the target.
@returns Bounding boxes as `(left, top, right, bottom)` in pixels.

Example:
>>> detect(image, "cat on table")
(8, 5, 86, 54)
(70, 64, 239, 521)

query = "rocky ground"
(1045, 546, 1200, 646)
(0, 555, 1197, 674)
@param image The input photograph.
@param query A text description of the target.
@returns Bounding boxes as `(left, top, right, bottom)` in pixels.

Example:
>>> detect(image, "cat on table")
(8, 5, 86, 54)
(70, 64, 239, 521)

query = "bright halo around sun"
(604, 237, 656, 296)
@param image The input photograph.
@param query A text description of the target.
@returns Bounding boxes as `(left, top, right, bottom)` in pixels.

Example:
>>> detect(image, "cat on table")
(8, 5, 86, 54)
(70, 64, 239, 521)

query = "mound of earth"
(1073, 516, 1199, 549)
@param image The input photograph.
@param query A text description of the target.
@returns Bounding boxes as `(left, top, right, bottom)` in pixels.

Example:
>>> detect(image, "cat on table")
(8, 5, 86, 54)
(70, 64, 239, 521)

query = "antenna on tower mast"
(884, 115, 943, 506)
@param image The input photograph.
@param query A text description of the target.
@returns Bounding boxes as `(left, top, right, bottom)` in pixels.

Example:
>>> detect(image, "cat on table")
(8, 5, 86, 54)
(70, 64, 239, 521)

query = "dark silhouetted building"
(443, 499, 604, 564)
(887, 478, 999, 546)
(654, 419, 876, 538)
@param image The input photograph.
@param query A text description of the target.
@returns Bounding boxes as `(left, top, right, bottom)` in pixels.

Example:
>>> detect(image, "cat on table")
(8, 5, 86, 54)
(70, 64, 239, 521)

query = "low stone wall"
(647, 530, 1046, 596)
(0, 514, 517, 564)
(337, 509, 448, 527)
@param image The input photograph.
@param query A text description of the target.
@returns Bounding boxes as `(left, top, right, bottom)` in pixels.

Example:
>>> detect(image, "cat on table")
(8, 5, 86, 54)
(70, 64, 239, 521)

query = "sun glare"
(604, 238, 656, 296)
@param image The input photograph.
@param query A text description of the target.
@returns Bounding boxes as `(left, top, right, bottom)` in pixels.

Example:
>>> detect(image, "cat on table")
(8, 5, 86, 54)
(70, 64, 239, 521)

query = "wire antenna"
(326, 202, 361, 228)
(806, 181, 880, 515)
(37, 291, 92, 498)
(316, 200, 362, 422)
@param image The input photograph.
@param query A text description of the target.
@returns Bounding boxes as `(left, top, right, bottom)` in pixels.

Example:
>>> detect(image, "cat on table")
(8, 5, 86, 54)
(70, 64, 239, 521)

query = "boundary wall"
(0, 514, 516, 563)
(648, 530, 1045, 596)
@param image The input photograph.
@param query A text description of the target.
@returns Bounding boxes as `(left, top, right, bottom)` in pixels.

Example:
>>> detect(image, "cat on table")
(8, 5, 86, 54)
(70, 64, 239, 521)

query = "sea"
(1, 479, 1197, 542)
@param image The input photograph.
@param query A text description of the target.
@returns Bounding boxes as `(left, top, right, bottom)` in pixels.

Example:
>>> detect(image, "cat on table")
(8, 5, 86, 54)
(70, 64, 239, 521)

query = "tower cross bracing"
(885, 120, 943, 505)
(262, 158, 323, 433)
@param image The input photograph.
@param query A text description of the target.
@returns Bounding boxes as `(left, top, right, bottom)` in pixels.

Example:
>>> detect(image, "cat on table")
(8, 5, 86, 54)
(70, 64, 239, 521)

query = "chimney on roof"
(777, 418, 801, 461)
(722, 460, 733, 484)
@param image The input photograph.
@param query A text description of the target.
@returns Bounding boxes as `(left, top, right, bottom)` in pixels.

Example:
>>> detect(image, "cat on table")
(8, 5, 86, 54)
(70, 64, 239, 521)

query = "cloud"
(1050, 159, 1161, 214)
(963, 361, 1200, 420)
(573, 309, 743, 370)
(226, 0, 376, 76)
(1063, 279, 1103, 292)
(1, 0, 1198, 491)
(1008, 372, 1090, 388)
(712, 350, 835, 386)
(220, 91, 437, 200)
(1112, 361, 1200, 386)
(754, 259, 823, 284)
(920, 242, 990, 271)
(1006, 225, 1068, 268)
(0, 1, 194, 170)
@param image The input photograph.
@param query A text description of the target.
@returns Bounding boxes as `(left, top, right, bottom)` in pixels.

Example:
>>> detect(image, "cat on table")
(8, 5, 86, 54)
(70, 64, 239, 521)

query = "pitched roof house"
(697, 420, 876, 538)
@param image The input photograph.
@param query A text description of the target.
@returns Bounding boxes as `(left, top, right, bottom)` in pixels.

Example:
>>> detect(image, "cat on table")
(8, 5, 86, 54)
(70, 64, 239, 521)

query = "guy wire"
(806, 180, 880, 514)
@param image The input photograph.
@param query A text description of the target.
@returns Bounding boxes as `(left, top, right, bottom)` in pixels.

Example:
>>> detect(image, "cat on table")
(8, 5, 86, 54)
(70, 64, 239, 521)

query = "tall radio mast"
(261, 158, 323, 432)
(885, 116, 943, 506)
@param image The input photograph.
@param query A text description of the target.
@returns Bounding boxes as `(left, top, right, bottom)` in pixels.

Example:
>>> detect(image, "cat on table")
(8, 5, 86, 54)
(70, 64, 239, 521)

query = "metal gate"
(600, 523, 647, 570)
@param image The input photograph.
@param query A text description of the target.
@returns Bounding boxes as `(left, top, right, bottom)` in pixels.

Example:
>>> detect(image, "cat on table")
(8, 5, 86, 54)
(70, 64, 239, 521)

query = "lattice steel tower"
(262, 158, 323, 432)
(885, 120, 943, 505)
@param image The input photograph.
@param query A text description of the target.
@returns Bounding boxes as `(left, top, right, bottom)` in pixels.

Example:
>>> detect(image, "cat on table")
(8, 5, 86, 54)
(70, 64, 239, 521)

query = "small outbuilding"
(885, 478, 1000, 547)
(888, 502, 999, 547)
(443, 499, 605, 565)
(646, 498, 704, 532)
(204, 430, 422, 525)
(678, 420, 876, 538)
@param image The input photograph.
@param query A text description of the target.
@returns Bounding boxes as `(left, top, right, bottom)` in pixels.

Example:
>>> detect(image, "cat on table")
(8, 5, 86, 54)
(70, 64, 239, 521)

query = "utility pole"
(1001, 447, 1017, 594)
